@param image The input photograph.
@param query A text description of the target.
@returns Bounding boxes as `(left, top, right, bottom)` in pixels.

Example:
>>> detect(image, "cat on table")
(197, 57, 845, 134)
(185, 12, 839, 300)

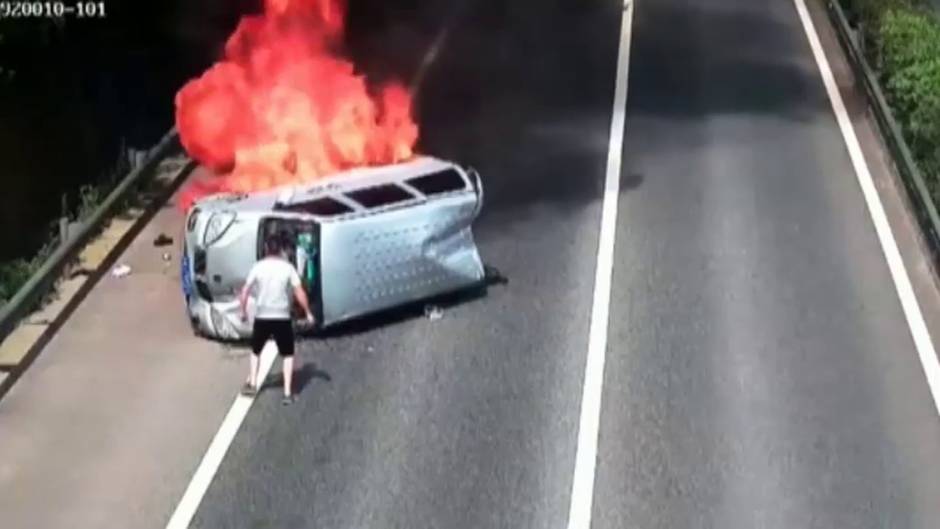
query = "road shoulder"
(807, 0, 940, 376)
(0, 183, 247, 529)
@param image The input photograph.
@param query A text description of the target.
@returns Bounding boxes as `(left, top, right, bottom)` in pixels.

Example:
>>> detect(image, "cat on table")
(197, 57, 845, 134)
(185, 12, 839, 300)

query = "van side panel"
(318, 192, 485, 326)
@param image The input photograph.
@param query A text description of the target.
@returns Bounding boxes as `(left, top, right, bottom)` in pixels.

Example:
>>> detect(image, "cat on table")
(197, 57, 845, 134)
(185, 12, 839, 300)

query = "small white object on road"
(424, 305, 444, 320)
(162, 253, 172, 262)
(111, 264, 132, 278)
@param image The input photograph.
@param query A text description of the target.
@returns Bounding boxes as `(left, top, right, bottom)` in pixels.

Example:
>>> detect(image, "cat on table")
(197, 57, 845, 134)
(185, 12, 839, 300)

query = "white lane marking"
(566, 1, 635, 528)
(792, 0, 940, 415)
(165, 342, 277, 529)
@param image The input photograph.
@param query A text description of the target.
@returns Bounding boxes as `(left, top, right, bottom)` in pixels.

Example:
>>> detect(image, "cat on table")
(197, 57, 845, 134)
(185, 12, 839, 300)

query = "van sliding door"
(257, 217, 323, 326)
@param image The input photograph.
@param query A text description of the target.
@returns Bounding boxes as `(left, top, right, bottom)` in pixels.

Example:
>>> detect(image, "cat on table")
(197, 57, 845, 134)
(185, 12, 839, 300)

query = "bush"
(840, 0, 940, 202)
(0, 226, 58, 305)
(880, 8, 940, 197)
(0, 259, 32, 303)
(842, 0, 916, 25)
(881, 10, 940, 154)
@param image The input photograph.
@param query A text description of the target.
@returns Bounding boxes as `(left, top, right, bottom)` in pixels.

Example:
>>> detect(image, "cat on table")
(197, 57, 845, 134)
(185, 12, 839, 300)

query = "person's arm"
(289, 268, 314, 323)
(240, 268, 257, 321)
(294, 285, 314, 323)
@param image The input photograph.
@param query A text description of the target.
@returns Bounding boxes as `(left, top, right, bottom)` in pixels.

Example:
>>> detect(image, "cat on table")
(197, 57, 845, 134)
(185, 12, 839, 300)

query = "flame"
(175, 0, 419, 211)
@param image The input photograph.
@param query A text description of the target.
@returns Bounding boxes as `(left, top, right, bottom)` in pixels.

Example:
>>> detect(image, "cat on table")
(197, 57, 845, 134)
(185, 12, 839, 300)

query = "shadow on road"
(264, 362, 333, 395)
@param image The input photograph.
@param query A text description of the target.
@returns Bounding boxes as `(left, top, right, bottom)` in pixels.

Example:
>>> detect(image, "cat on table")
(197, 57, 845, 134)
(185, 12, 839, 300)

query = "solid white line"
(165, 342, 278, 529)
(792, 0, 940, 415)
(566, 1, 634, 528)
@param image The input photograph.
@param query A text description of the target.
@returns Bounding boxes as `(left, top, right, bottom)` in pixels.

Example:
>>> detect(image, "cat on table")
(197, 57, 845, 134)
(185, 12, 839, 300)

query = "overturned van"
(180, 156, 486, 340)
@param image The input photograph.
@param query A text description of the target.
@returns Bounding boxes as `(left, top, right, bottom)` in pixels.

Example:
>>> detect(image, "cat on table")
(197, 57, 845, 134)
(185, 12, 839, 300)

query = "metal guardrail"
(826, 0, 940, 267)
(0, 127, 180, 343)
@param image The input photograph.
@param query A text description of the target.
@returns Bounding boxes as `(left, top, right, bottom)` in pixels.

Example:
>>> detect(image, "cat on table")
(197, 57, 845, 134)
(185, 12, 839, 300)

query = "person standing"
(239, 236, 314, 405)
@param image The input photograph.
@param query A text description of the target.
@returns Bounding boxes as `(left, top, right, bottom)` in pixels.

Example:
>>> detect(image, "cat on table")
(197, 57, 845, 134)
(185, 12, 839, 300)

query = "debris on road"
(68, 267, 93, 279)
(162, 253, 172, 262)
(153, 233, 174, 247)
(424, 304, 444, 321)
(111, 264, 132, 278)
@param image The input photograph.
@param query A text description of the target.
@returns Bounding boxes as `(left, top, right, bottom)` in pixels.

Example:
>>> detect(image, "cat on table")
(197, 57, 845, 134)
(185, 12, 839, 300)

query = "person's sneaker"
(240, 383, 257, 397)
(281, 394, 296, 406)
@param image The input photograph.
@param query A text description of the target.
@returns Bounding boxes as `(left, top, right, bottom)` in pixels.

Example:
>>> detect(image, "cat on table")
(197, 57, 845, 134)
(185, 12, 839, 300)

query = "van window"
(346, 184, 414, 209)
(406, 168, 466, 196)
(276, 197, 352, 216)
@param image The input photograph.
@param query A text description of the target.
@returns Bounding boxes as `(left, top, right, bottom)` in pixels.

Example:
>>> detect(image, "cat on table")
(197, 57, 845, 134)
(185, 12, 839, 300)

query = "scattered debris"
(162, 252, 172, 262)
(153, 233, 174, 247)
(424, 304, 444, 321)
(68, 267, 93, 279)
(111, 264, 132, 278)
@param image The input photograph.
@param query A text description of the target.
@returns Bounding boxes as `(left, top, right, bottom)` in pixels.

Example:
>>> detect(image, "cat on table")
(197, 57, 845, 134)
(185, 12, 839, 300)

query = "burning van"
(180, 156, 486, 340)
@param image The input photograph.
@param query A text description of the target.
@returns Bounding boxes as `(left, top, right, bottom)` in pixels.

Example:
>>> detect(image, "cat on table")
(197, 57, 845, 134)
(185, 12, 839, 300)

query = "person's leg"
(248, 354, 260, 388)
(274, 320, 296, 399)
(283, 357, 294, 396)
(244, 320, 269, 395)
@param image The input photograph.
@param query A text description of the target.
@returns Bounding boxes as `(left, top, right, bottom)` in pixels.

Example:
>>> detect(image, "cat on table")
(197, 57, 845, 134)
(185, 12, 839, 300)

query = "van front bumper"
(187, 297, 251, 341)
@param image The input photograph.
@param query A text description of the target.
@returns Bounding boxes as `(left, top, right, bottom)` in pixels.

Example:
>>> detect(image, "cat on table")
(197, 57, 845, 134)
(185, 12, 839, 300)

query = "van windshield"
(258, 217, 322, 321)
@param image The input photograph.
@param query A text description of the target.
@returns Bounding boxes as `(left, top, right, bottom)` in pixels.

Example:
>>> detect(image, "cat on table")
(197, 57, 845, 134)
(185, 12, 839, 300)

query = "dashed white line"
(566, 1, 635, 528)
(164, 342, 278, 529)
(792, 0, 940, 415)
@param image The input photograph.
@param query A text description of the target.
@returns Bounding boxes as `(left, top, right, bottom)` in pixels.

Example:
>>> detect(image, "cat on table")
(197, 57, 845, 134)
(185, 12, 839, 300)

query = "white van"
(180, 156, 486, 340)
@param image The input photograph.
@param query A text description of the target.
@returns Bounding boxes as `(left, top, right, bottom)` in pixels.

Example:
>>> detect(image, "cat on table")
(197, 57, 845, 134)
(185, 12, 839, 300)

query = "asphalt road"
(190, 0, 940, 527)
(594, 0, 940, 527)
(190, 0, 620, 527)
(4, 0, 940, 528)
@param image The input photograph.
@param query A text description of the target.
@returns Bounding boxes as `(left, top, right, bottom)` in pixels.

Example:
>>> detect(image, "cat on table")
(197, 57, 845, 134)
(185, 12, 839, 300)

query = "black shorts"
(251, 318, 295, 357)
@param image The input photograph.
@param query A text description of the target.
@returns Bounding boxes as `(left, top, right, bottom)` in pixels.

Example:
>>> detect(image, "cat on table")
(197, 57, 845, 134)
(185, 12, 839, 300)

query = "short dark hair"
(264, 237, 282, 256)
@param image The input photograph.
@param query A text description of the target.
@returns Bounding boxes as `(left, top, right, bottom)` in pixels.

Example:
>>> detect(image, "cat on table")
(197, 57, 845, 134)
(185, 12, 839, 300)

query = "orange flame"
(175, 0, 419, 211)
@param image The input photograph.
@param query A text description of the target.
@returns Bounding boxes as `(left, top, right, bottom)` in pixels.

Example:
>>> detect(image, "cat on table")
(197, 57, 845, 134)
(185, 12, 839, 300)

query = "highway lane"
(4, 0, 939, 527)
(190, 0, 623, 527)
(593, 0, 940, 527)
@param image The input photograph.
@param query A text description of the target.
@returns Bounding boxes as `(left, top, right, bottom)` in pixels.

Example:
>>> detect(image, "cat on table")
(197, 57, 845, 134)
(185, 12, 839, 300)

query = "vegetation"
(839, 0, 940, 201)
(880, 8, 940, 196)
(0, 183, 104, 306)
(0, 228, 57, 306)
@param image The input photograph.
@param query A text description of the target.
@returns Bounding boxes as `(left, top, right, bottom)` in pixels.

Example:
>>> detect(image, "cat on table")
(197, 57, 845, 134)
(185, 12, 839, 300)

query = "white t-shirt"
(245, 257, 302, 320)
